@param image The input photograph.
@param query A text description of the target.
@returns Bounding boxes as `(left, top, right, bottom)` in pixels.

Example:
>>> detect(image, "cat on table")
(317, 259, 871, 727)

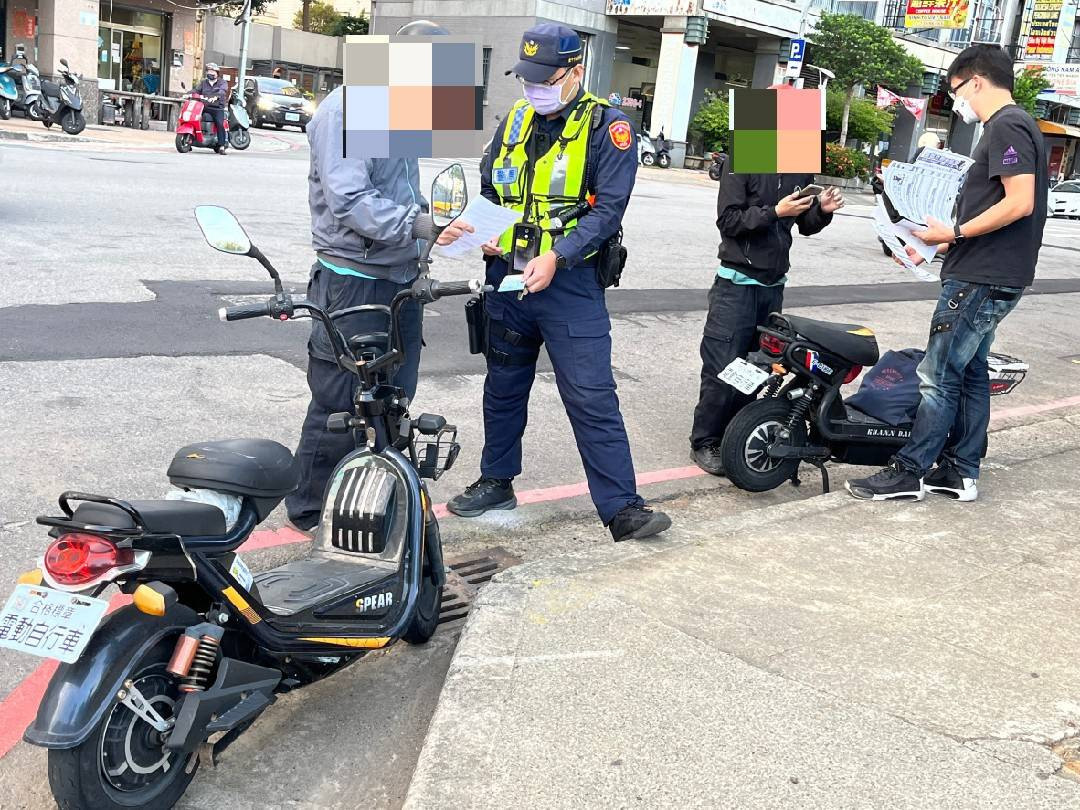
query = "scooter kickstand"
(807, 459, 830, 493)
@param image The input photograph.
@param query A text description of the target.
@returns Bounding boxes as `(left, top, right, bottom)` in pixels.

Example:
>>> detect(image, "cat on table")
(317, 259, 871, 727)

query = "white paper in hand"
(435, 197, 522, 259)
(872, 200, 938, 282)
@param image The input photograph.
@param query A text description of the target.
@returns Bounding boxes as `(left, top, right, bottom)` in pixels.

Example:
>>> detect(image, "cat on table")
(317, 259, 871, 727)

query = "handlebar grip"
(219, 302, 272, 322)
(433, 279, 481, 298)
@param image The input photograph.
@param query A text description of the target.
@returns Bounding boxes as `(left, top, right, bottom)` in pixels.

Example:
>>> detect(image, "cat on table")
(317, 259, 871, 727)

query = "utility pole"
(237, 0, 252, 91)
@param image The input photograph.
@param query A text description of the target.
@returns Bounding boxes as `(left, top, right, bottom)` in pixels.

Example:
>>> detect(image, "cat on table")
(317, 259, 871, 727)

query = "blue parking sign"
(790, 38, 806, 64)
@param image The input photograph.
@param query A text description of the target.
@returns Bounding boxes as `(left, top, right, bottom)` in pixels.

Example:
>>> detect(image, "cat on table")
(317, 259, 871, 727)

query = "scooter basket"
(987, 352, 1028, 396)
(412, 425, 460, 481)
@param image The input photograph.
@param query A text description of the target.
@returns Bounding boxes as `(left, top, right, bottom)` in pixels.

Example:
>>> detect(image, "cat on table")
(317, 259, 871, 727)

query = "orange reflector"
(17, 569, 43, 586)
(133, 584, 167, 616)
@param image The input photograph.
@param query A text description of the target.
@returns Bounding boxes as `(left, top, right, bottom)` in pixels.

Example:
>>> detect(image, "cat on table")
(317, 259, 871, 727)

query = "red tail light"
(759, 334, 787, 356)
(843, 365, 863, 384)
(44, 533, 133, 587)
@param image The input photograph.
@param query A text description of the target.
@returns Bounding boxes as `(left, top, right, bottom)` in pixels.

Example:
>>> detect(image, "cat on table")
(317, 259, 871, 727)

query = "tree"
(810, 13, 923, 147)
(294, 0, 340, 32)
(825, 91, 895, 144)
(213, 0, 274, 18)
(330, 11, 368, 36)
(688, 90, 730, 154)
(1014, 65, 1052, 117)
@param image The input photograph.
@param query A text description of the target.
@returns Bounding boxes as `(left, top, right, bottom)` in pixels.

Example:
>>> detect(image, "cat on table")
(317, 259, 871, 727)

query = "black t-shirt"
(942, 104, 1046, 288)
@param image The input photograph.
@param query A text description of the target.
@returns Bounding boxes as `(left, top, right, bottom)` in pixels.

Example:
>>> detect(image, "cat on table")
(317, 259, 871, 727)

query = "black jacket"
(716, 169, 833, 285)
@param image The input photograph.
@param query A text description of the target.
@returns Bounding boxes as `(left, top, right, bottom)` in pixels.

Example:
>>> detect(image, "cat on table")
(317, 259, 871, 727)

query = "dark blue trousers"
(285, 262, 422, 530)
(480, 258, 642, 524)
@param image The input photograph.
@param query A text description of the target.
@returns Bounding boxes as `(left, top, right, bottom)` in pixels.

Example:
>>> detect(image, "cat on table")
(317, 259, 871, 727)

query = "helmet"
(396, 20, 450, 36)
(206, 62, 219, 73)
(917, 131, 941, 150)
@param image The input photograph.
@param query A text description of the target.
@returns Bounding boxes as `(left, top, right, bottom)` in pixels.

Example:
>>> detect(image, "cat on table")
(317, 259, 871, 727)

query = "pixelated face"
(727, 88, 826, 175)
(342, 35, 487, 159)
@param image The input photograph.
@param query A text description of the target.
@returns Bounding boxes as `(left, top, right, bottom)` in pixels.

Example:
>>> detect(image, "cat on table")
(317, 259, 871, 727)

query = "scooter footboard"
(24, 603, 200, 749)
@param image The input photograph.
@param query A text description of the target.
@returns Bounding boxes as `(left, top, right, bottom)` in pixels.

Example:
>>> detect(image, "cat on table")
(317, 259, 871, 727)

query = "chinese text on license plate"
(286, 113, 300, 121)
(0, 585, 109, 664)
(719, 357, 770, 395)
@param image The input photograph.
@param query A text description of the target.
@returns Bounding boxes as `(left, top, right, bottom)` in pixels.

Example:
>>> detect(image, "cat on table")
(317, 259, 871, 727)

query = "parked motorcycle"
(708, 150, 727, 181)
(227, 89, 251, 150)
(3, 165, 482, 810)
(637, 132, 657, 166)
(39, 58, 85, 135)
(175, 93, 230, 153)
(716, 311, 1027, 494)
(0, 62, 17, 119)
(11, 47, 44, 120)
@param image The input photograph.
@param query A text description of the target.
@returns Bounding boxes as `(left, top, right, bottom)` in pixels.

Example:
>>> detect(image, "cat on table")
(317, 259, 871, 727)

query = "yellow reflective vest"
(491, 92, 604, 257)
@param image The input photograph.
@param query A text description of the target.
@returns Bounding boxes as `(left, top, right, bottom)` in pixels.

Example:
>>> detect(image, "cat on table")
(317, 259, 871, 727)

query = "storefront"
(1039, 119, 1080, 183)
(96, 2, 166, 93)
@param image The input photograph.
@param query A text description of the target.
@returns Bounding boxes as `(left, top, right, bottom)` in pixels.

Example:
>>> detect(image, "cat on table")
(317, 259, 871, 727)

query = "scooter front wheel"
(402, 516, 442, 645)
(641, 152, 655, 167)
(47, 631, 198, 810)
(60, 109, 85, 135)
(0, 98, 10, 120)
(175, 133, 193, 153)
(229, 127, 251, 150)
(27, 100, 44, 121)
(720, 397, 808, 493)
(708, 164, 723, 181)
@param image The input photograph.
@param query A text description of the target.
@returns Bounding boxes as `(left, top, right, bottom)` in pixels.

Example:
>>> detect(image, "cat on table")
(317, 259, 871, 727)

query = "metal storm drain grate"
(439, 547, 521, 626)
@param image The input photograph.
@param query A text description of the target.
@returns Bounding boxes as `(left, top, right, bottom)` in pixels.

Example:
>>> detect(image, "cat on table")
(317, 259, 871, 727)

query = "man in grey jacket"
(284, 19, 473, 533)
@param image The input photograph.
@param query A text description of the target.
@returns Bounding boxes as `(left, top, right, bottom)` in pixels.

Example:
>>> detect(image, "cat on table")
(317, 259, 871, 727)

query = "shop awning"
(1038, 120, 1080, 138)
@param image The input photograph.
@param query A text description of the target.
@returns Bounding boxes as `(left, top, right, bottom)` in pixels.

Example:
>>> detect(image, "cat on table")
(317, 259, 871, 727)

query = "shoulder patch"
(608, 120, 632, 151)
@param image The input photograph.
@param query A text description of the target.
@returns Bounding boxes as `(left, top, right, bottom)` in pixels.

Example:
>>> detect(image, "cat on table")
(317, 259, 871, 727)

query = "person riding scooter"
(194, 63, 229, 154)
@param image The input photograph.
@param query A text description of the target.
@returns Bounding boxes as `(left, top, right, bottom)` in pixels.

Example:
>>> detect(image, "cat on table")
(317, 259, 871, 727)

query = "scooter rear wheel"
(175, 133, 193, 153)
(27, 100, 44, 121)
(657, 152, 671, 169)
(0, 98, 10, 120)
(720, 397, 808, 493)
(708, 164, 722, 181)
(47, 629, 198, 810)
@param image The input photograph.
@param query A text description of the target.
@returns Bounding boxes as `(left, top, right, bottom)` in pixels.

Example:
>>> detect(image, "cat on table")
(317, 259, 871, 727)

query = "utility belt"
(464, 295, 542, 366)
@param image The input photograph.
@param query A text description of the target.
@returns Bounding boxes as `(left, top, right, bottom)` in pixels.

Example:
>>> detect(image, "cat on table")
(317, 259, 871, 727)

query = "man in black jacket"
(690, 168, 844, 475)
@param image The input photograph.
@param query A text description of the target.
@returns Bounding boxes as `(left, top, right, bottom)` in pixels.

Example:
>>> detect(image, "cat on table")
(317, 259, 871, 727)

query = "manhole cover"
(439, 547, 521, 626)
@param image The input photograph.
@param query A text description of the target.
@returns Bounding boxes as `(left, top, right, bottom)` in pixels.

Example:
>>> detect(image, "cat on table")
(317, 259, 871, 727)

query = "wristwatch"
(552, 249, 567, 270)
(953, 223, 965, 243)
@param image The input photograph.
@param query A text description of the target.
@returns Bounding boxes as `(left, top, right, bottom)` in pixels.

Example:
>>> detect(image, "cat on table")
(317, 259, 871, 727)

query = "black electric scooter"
(39, 57, 85, 135)
(3, 165, 483, 810)
(717, 311, 1028, 494)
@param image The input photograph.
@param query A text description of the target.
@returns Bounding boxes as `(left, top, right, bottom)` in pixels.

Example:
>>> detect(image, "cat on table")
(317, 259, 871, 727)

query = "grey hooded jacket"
(307, 87, 426, 283)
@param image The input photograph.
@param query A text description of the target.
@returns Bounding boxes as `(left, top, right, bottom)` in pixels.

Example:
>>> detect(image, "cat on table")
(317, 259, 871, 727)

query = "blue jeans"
(896, 280, 1022, 479)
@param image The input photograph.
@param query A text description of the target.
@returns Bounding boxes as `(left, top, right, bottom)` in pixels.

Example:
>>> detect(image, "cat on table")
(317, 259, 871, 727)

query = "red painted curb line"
(1, 393, 1078, 761)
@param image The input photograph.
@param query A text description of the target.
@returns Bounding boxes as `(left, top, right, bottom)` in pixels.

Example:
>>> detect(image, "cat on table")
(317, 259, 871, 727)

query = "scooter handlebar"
(219, 302, 272, 321)
(431, 279, 485, 298)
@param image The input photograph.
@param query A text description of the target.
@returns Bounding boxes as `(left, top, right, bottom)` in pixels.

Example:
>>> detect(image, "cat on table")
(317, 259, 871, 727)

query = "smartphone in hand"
(794, 184, 825, 200)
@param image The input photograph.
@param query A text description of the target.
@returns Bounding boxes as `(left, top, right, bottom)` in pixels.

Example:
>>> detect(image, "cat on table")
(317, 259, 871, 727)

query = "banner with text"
(1023, 0, 1064, 59)
(904, 0, 971, 29)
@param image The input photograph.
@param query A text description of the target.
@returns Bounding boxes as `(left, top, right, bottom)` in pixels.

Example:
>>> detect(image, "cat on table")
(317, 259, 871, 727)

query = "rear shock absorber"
(167, 623, 225, 693)
(779, 385, 817, 440)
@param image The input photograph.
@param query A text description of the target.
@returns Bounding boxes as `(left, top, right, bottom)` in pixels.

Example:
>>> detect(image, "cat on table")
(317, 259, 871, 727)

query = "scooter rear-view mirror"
(194, 205, 252, 255)
(193, 205, 285, 294)
(431, 163, 468, 228)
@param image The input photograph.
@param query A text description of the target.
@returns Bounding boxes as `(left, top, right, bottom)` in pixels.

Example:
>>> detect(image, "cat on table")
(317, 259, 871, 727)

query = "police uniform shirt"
(480, 88, 638, 268)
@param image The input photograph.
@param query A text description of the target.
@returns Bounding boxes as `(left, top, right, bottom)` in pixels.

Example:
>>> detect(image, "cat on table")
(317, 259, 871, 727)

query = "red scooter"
(175, 94, 228, 154)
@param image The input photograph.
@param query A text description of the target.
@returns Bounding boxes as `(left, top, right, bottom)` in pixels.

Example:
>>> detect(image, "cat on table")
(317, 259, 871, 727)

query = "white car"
(1049, 180, 1080, 218)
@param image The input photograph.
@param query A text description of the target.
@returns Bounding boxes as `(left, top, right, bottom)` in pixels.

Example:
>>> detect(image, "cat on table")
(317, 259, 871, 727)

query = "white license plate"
(285, 112, 300, 122)
(0, 585, 109, 664)
(719, 357, 770, 395)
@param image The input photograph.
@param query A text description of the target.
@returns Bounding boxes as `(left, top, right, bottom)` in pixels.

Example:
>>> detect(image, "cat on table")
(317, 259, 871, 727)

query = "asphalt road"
(3, 134, 1080, 807)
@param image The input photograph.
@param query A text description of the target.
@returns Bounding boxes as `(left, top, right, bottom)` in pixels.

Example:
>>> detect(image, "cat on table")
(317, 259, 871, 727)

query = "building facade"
(370, 0, 1080, 168)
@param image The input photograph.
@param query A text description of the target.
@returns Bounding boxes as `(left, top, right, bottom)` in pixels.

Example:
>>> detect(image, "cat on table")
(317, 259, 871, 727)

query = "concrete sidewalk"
(0, 115, 298, 152)
(407, 412, 1080, 809)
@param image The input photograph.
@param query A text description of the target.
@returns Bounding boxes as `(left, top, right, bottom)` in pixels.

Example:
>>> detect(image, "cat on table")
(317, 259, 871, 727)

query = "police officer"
(447, 24, 671, 542)
(284, 20, 473, 534)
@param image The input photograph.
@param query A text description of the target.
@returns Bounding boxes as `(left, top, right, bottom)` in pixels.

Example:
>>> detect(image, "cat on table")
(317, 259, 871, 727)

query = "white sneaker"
(924, 460, 978, 502)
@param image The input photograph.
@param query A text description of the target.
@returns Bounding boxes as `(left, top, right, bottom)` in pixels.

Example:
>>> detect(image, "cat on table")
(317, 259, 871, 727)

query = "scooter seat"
(252, 555, 392, 616)
(782, 314, 880, 366)
(71, 500, 226, 538)
(41, 79, 61, 98)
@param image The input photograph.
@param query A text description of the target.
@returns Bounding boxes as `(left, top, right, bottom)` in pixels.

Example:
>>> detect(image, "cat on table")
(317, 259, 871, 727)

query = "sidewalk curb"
(0, 128, 96, 144)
